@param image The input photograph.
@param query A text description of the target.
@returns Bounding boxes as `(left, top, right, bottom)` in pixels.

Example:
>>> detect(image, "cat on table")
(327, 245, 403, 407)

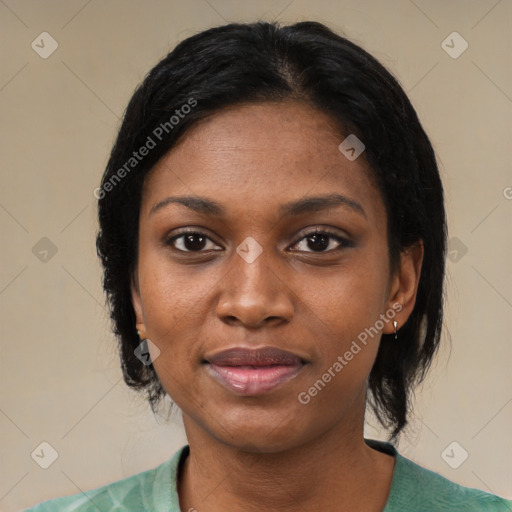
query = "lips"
(203, 347, 305, 396)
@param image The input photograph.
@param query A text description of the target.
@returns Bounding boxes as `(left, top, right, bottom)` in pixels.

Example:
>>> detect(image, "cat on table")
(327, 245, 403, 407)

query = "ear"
(382, 241, 424, 335)
(130, 271, 147, 338)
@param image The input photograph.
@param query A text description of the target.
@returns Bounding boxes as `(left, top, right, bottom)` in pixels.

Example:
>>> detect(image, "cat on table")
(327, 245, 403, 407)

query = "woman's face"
(131, 100, 420, 452)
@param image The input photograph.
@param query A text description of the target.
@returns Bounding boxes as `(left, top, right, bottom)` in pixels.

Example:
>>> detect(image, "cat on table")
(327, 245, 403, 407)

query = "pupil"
(185, 234, 206, 251)
(307, 234, 329, 251)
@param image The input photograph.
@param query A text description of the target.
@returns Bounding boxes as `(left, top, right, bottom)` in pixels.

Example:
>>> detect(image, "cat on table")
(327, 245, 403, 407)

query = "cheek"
(135, 256, 194, 367)
(137, 245, 211, 332)
(299, 254, 390, 390)
(307, 257, 390, 338)
(296, 272, 387, 416)
(135, 249, 227, 394)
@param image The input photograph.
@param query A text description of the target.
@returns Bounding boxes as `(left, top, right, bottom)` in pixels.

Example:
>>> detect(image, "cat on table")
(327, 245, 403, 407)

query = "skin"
(131, 100, 423, 511)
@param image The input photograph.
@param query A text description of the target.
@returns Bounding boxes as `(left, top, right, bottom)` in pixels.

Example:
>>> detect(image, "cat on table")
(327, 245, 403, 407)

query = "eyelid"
(165, 226, 352, 253)
(165, 228, 223, 251)
(288, 226, 352, 250)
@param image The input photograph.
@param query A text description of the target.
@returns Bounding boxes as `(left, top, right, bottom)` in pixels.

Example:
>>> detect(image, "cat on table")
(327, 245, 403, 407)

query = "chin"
(204, 404, 314, 453)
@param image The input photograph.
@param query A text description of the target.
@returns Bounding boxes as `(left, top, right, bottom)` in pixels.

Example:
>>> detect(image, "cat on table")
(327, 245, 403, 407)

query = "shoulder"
(386, 447, 512, 512)
(21, 445, 188, 512)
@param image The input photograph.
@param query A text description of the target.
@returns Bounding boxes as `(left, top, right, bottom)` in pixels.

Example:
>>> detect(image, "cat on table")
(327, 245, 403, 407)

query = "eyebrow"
(149, 193, 366, 219)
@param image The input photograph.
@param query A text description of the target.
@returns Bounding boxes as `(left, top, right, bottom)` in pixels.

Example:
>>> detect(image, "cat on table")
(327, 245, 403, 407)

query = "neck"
(178, 401, 395, 512)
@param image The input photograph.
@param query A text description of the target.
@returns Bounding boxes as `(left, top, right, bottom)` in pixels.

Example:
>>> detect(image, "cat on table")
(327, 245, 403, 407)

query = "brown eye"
(166, 231, 221, 252)
(304, 233, 330, 252)
(291, 229, 353, 253)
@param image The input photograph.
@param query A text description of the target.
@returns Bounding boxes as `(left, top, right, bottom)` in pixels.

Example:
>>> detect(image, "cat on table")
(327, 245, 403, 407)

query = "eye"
(166, 230, 222, 252)
(290, 229, 352, 253)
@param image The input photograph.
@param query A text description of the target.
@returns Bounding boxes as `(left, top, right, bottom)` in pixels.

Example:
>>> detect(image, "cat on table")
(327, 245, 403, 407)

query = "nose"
(216, 247, 294, 329)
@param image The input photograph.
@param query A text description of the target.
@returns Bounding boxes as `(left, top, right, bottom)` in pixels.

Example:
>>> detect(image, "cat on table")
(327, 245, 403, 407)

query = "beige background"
(1, 0, 511, 510)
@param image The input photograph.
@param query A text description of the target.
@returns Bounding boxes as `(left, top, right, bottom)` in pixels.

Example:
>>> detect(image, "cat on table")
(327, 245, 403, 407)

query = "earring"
(393, 321, 398, 340)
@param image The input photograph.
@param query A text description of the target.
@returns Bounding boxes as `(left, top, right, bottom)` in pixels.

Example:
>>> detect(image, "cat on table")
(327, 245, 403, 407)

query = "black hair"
(96, 20, 447, 441)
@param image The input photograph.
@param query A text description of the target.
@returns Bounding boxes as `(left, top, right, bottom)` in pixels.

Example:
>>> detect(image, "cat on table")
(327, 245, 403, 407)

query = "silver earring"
(393, 321, 398, 340)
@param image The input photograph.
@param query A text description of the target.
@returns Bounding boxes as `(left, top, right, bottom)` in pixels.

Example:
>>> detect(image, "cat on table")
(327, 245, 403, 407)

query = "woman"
(23, 20, 512, 512)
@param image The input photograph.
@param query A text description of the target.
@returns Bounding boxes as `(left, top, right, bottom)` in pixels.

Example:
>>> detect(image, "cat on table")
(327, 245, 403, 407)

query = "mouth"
(203, 347, 306, 396)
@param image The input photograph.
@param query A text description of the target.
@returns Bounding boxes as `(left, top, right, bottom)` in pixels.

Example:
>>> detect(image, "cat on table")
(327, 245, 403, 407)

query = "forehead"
(141, 100, 384, 222)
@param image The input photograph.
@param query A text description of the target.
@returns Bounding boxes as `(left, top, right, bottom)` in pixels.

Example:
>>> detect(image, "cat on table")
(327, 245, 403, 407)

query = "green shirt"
(23, 439, 512, 511)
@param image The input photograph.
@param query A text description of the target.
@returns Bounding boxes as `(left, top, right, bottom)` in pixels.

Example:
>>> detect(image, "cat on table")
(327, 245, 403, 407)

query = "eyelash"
(165, 227, 352, 254)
